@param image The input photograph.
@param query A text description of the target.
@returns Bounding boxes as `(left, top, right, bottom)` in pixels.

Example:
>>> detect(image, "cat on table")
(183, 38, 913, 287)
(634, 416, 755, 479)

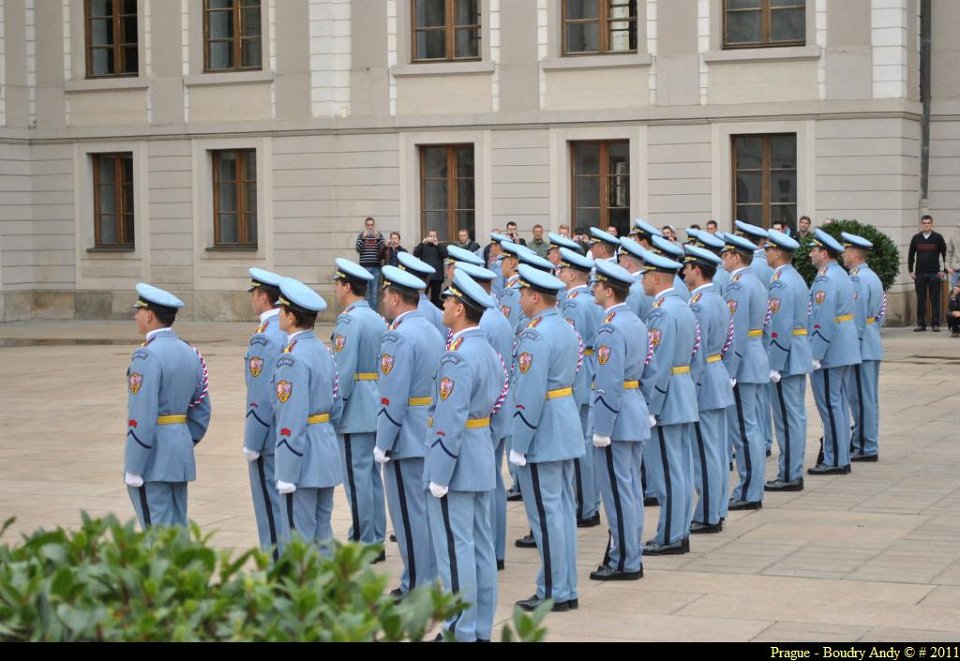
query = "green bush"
(793, 219, 900, 290)
(0, 514, 547, 642)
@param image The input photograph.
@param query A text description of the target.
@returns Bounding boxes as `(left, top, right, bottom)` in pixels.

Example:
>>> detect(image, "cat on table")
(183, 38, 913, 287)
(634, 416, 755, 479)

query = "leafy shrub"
(793, 219, 900, 290)
(0, 514, 547, 642)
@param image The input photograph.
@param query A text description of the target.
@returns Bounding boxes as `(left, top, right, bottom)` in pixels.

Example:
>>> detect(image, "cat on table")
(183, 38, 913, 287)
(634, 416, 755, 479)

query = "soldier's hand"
(769, 370, 782, 383)
(592, 434, 612, 448)
(812, 359, 822, 371)
(509, 449, 527, 467)
(648, 415, 657, 428)
(242, 447, 261, 463)
(429, 482, 449, 499)
(124, 472, 144, 488)
(373, 446, 390, 464)
(729, 378, 737, 388)
(276, 480, 297, 494)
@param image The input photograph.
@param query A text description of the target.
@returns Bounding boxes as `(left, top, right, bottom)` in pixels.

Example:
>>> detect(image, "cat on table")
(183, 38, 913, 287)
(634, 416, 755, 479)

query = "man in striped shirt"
(355, 217, 385, 310)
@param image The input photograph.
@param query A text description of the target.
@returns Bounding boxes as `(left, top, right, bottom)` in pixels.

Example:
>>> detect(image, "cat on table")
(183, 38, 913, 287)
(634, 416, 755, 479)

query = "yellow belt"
(835, 314, 853, 323)
(408, 397, 432, 406)
(866, 317, 876, 325)
(706, 354, 722, 363)
(792, 329, 808, 336)
(354, 373, 378, 381)
(428, 416, 491, 429)
(307, 413, 330, 424)
(157, 415, 187, 425)
(583, 348, 595, 356)
(747, 329, 763, 338)
(546, 387, 573, 400)
(671, 366, 691, 375)
(623, 380, 639, 389)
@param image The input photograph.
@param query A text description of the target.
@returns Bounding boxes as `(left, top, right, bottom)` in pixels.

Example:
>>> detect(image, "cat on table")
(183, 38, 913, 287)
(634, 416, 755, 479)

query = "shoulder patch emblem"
(249, 356, 264, 377)
(772, 270, 782, 281)
(727, 299, 738, 315)
(653, 298, 665, 309)
(598, 345, 611, 366)
(690, 292, 702, 305)
(518, 352, 533, 374)
(132, 349, 149, 360)
(603, 311, 617, 324)
(815, 290, 826, 304)
(527, 317, 542, 329)
(334, 334, 346, 352)
(500, 305, 510, 318)
(818, 266, 828, 277)
(570, 291, 579, 299)
(381, 353, 395, 375)
(732, 272, 742, 283)
(649, 328, 662, 347)
(277, 356, 296, 368)
(276, 380, 292, 403)
(768, 298, 781, 314)
(449, 337, 465, 352)
(128, 372, 143, 395)
(439, 377, 455, 401)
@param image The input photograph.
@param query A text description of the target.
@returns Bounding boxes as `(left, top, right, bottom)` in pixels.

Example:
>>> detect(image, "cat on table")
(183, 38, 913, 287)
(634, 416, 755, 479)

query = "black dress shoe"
(932, 326, 941, 333)
(389, 533, 397, 543)
(765, 478, 804, 492)
(589, 564, 643, 581)
(514, 533, 536, 549)
(505, 487, 523, 502)
(643, 540, 687, 555)
(766, 448, 772, 457)
(728, 498, 763, 510)
(577, 512, 601, 528)
(496, 559, 505, 571)
(561, 598, 579, 610)
(516, 594, 569, 612)
(807, 463, 851, 475)
(643, 496, 659, 506)
(690, 520, 723, 534)
(372, 549, 387, 563)
(914, 326, 926, 332)
(389, 587, 406, 601)
(850, 453, 878, 463)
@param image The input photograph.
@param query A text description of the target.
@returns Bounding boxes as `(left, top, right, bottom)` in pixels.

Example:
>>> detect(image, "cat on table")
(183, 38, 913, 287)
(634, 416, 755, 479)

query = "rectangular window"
(93, 153, 135, 249)
(420, 144, 475, 242)
(85, 0, 139, 77)
(571, 140, 630, 236)
(732, 133, 797, 230)
(723, 0, 805, 49)
(204, 0, 262, 72)
(412, 0, 481, 62)
(563, 0, 637, 55)
(212, 149, 258, 248)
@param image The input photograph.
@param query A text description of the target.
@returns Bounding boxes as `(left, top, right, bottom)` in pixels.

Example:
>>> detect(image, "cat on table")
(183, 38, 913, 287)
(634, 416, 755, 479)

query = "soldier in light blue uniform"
(509, 265, 583, 612)
(547, 233, 583, 305)
(807, 230, 862, 475)
(514, 250, 555, 331)
(762, 231, 812, 492)
(588, 260, 651, 579)
(589, 227, 620, 263)
(498, 241, 526, 330)
(556, 247, 602, 528)
(272, 278, 342, 551)
(641, 252, 697, 554)
(682, 246, 734, 534)
(243, 268, 286, 557)
(841, 232, 884, 462)
(125, 284, 211, 529)
(397, 251, 446, 336)
(618, 237, 653, 319)
(650, 235, 691, 303)
(735, 220, 775, 456)
(487, 232, 510, 299)
(721, 233, 771, 510)
(687, 229, 730, 296)
(331, 258, 388, 554)
(375, 265, 445, 596)
(424, 270, 502, 643)
(628, 218, 662, 248)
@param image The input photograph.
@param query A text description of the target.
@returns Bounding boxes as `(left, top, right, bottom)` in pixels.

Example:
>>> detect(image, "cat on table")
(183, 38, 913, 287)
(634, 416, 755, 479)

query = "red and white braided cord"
(878, 292, 887, 320)
(692, 321, 701, 357)
(575, 331, 584, 373)
(644, 331, 655, 366)
(189, 346, 209, 408)
(325, 345, 340, 401)
(721, 315, 735, 354)
(491, 352, 509, 415)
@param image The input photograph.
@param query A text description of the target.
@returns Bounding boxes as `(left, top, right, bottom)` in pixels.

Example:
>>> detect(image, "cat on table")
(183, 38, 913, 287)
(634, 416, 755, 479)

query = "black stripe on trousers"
(854, 365, 866, 455)
(530, 464, 552, 599)
(604, 445, 626, 571)
(344, 434, 361, 542)
(393, 461, 418, 588)
(733, 384, 753, 500)
(658, 427, 673, 545)
(440, 496, 460, 592)
(573, 459, 584, 521)
(138, 485, 152, 528)
(824, 369, 840, 467)
(775, 381, 792, 482)
(694, 422, 711, 524)
(286, 492, 295, 531)
(256, 457, 279, 561)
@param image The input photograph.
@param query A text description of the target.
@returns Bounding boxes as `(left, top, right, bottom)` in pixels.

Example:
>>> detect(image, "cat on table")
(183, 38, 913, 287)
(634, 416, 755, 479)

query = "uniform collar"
(450, 325, 482, 342)
(773, 264, 790, 275)
(286, 329, 313, 343)
(259, 308, 280, 324)
(606, 302, 628, 314)
(145, 327, 174, 342)
(730, 266, 749, 278)
(393, 309, 418, 325)
(653, 287, 675, 303)
(345, 300, 370, 313)
(691, 283, 714, 296)
(568, 283, 590, 294)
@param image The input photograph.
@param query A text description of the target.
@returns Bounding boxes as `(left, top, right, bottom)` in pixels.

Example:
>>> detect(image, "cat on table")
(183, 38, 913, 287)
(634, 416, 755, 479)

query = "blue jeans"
(364, 266, 381, 311)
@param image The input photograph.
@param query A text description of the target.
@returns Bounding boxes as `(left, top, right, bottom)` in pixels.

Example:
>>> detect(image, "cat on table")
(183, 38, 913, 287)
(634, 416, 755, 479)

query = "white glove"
(769, 370, 782, 384)
(373, 446, 390, 464)
(509, 449, 527, 467)
(429, 481, 449, 499)
(812, 359, 822, 371)
(729, 378, 737, 388)
(648, 415, 657, 428)
(124, 472, 144, 488)
(242, 447, 261, 463)
(276, 480, 296, 495)
(592, 434, 612, 448)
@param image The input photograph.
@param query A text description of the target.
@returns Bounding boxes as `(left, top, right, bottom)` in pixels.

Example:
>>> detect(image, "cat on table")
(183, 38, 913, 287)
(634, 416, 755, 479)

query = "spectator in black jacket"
(454, 228, 480, 253)
(504, 221, 526, 246)
(908, 214, 948, 331)
(378, 231, 406, 268)
(412, 229, 446, 307)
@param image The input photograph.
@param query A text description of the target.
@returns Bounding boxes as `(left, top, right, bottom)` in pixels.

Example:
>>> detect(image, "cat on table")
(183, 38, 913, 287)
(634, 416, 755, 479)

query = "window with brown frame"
(204, 0, 262, 72)
(732, 133, 797, 230)
(93, 153, 135, 249)
(85, 0, 139, 78)
(420, 145, 475, 242)
(212, 149, 258, 248)
(723, 0, 805, 49)
(563, 0, 637, 55)
(412, 0, 480, 61)
(571, 141, 630, 236)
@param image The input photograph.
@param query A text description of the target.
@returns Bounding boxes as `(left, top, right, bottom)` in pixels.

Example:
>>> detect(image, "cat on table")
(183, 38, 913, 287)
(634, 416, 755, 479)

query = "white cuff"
(276, 480, 297, 495)
(124, 472, 144, 488)
(729, 378, 737, 388)
(648, 415, 657, 428)
(769, 370, 782, 383)
(242, 447, 261, 463)
(373, 446, 390, 464)
(592, 434, 612, 448)
(812, 359, 822, 371)
(429, 481, 449, 499)
(508, 449, 527, 467)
